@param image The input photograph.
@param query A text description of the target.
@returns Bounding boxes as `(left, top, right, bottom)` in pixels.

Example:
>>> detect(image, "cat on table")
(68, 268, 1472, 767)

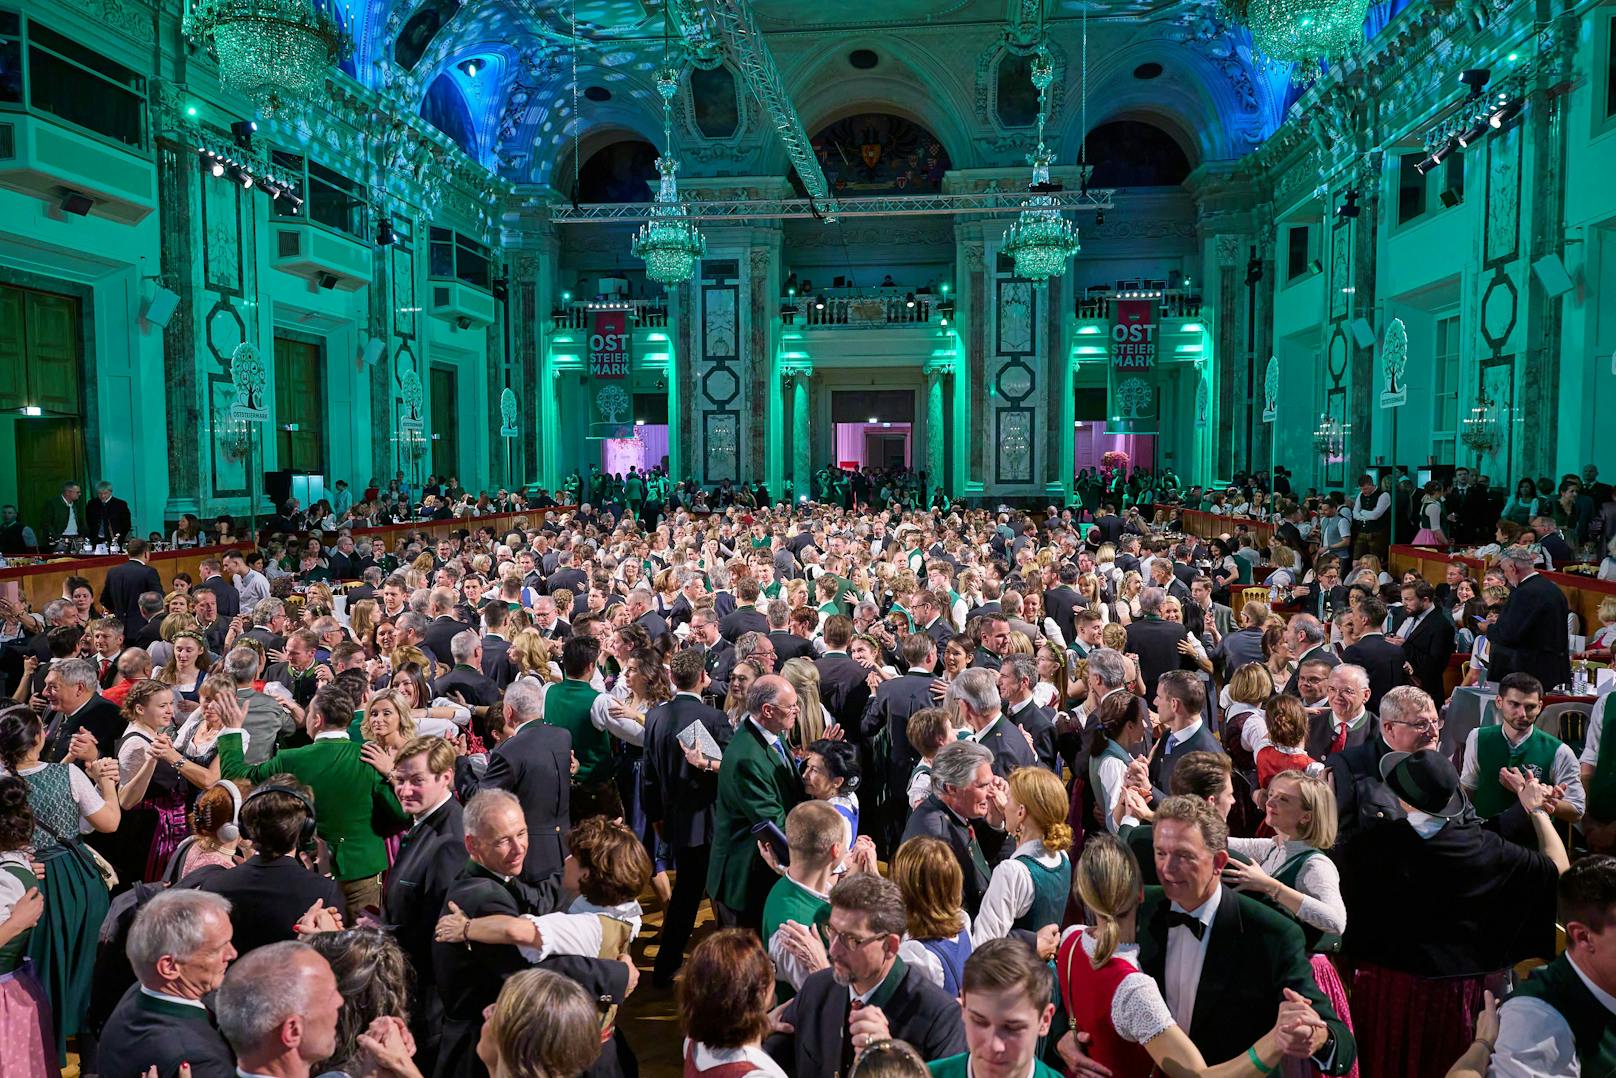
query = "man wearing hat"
(1337, 746, 1568, 1077)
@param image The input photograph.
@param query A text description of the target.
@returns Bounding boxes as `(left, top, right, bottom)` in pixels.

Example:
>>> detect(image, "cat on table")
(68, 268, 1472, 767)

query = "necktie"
(839, 998, 863, 1076)
(98, 657, 110, 680)
(774, 739, 795, 774)
(1330, 721, 1349, 754)
(1167, 909, 1205, 940)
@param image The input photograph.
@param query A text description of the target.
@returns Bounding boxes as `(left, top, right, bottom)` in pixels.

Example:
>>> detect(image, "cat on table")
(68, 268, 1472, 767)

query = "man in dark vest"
(543, 634, 643, 821)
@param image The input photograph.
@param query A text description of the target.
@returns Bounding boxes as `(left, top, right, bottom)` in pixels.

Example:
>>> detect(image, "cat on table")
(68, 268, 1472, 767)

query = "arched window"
(1082, 121, 1191, 187)
(794, 113, 951, 196)
(421, 73, 476, 158)
(995, 52, 1041, 128)
(574, 140, 661, 203)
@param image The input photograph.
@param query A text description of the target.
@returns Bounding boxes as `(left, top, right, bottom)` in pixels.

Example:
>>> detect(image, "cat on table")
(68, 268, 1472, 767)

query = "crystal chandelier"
(1312, 412, 1345, 458)
(184, 0, 349, 116)
(632, 64, 706, 284)
(1234, 0, 1368, 66)
(1001, 39, 1080, 282)
(1460, 393, 1502, 456)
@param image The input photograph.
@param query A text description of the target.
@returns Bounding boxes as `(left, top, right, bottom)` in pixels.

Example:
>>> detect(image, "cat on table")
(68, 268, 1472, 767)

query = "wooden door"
(26, 291, 82, 416)
(430, 365, 458, 480)
(16, 418, 86, 526)
(0, 287, 27, 410)
(273, 337, 325, 473)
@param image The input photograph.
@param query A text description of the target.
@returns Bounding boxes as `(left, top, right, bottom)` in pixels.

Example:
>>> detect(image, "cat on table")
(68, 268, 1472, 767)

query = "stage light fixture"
(58, 190, 93, 216)
(1413, 155, 1438, 176)
(1457, 118, 1489, 147)
(376, 215, 396, 246)
(230, 119, 257, 149)
(1490, 100, 1523, 128)
(211, 159, 226, 177)
(814, 294, 827, 311)
(905, 292, 916, 308)
(1335, 188, 1360, 219)
(230, 167, 253, 189)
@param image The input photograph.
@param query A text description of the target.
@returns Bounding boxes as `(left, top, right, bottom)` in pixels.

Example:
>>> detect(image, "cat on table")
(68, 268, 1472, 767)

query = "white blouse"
(1225, 837, 1346, 935)
(1057, 926, 1175, 1046)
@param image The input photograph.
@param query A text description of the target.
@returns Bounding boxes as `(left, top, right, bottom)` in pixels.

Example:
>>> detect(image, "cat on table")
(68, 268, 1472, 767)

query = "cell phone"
(750, 820, 791, 866)
(1066, 650, 1083, 682)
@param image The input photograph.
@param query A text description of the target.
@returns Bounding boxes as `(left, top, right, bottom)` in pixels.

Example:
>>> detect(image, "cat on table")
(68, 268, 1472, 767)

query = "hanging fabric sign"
(587, 310, 631, 439)
(1111, 299, 1157, 371)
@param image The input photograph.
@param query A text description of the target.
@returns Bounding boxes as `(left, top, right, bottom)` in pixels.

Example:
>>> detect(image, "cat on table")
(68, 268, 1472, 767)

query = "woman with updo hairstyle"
(891, 836, 973, 996)
(0, 704, 117, 1062)
(1055, 834, 1294, 1077)
(1100, 622, 1129, 652)
(677, 928, 789, 1078)
(0, 772, 53, 1078)
(171, 778, 246, 878)
(1086, 691, 1149, 835)
(477, 967, 604, 1078)
(509, 628, 558, 684)
(849, 1040, 930, 1078)
(113, 678, 192, 882)
(972, 766, 1073, 944)
(302, 928, 414, 1077)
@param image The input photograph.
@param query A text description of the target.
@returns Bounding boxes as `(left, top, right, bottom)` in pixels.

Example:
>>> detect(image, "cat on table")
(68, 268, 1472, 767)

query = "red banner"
(1111, 298, 1157, 371)
(588, 310, 629, 378)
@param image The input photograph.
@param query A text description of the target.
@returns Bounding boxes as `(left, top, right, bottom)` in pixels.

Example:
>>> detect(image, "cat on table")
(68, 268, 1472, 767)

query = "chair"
(1535, 701, 1592, 742)
(1555, 704, 1591, 755)
(1237, 587, 1269, 625)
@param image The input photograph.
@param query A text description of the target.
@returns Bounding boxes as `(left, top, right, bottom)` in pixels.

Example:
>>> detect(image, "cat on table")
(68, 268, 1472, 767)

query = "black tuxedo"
(769, 629, 815, 665)
(98, 985, 235, 1078)
(479, 721, 572, 881)
(384, 797, 466, 1064)
(1488, 572, 1572, 691)
(86, 495, 133, 543)
(1125, 616, 1197, 698)
(1396, 608, 1456, 700)
(1136, 885, 1356, 1074)
(902, 795, 991, 916)
(43, 694, 125, 763)
(766, 960, 967, 1078)
(1340, 633, 1407, 713)
(1004, 697, 1059, 772)
(195, 575, 240, 621)
(434, 664, 501, 707)
(718, 604, 768, 643)
(431, 863, 629, 1078)
(101, 559, 162, 634)
(1043, 585, 1085, 648)
(196, 853, 346, 955)
(815, 652, 873, 731)
(642, 693, 731, 978)
(423, 616, 476, 668)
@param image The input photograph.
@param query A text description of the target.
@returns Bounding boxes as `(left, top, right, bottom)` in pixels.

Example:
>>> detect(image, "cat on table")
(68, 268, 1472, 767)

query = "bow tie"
(1166, 909, 1206, 940)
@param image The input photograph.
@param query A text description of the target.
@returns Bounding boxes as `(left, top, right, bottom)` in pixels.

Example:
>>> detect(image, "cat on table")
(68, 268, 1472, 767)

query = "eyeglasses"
(825, 927, 886, 951)
(1384, 718, 1442, 732)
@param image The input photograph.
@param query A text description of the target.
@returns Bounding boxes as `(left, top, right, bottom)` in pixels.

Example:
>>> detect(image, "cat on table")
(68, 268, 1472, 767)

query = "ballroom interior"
(2, 0, 1615, 530)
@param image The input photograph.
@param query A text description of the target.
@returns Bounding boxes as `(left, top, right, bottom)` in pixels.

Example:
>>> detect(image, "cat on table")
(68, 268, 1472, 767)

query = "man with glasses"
(764, 873, 965, 1077)
(1305, 665, 1377, 759)
(1459, 671, 1585, 823)
(1327, 684, 1442, 847)
(707, 675, 806, 931)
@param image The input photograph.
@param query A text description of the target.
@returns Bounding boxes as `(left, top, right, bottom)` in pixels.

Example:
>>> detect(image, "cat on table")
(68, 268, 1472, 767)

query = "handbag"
(33, 810, 117, 891)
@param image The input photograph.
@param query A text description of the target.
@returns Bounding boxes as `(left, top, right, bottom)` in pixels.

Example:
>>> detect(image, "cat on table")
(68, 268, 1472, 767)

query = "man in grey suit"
(951, 667, 1032, 865)
(1147, 670, 1222, 799)
(1190, 576, 1236, 640)
(222, 645, 296, 764)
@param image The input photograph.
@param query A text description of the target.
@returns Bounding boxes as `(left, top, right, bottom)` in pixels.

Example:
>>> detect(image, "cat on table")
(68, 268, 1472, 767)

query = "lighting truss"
(552, 188, 1115, 224)
(669, 0, 835, 211)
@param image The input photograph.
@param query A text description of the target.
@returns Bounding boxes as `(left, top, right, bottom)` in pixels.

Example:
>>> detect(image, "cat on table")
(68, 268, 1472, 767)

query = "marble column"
(787, 366, 813, 502)
(924, 365, 946, 491)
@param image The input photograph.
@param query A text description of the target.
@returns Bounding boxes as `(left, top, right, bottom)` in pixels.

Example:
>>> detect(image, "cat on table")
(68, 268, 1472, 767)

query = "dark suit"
(1304, 710, 1377, 760)
(434, 664, 501, 707)
(719, 604, 768, 643)
(384, 798, 466, 1070)
(634, 609, 669, 640)
(1147, 720, 1223, 799)
(326, 549, 363, 581)
(432, 864, 629, 1078)
(197, 853, 346, 955)
(1326, 736, 1401, 849)
(902, 795, 991, 915)
(642, 693, 731, 978)
(423, 616, 476, 668)
(1043, 585, 1085, 647)
(101, 559, 162, 634)
(1340, 633, 1407, 714)
(1136, 885, 1356, 1074)
(195, 575, 240, 620)
(1396, 609, 1456, 700)
(861, 671, 939, 841)
(98, 985, 235, 1078)
(40, 495, 81, 544)
(815, 652, 873, 732)
(1125, 616, 1197, 699)
(704, 638, 737, 699)
(707, 718, 804, 928)
(480, 635, 516, 687)
(1539, 531, 1575, 571)
(86, 496, 133, 543)
(1005, 697, 1059, 772)
(42, 694, 125, 763)
(769, 630, 815, 665)
(1488, 572, 1572, 692)
(767, 960, 967, 1078)
(480, 721, 572, 881)
(544, 566, 588, 597)
(1285, 644, 1341, 699)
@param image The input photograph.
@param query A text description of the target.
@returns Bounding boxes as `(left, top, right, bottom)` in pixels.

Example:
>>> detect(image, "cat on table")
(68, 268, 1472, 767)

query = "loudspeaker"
(143, 287, 180, 329)
(1532, 254, 1574, 298)
(361, 337, 386, 366)
(1350, 317, 1375, 348)
(1439, 187, 1463, 208)
(263, 469, 294, 512)
(316, 272, 339, 290)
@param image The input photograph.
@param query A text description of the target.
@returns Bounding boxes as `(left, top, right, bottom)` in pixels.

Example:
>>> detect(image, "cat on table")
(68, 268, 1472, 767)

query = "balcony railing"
(784, 291, 939, 328)
(550, 299, 670, 331)
(1075, 289, 1203, 320)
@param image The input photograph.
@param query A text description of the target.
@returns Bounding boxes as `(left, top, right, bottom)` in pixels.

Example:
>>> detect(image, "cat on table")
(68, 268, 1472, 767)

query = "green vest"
(1587, 714, 1616, 822)
(546, 679, 612, 784)
(0, 863, 34, 972)
(1509, 955, 1616, 1073)
(1086, 738, 1133, 816)
(762, 876, 831, 1002)
(1269, 848, 1341, 954)
(1473, 725, 1562, 818)
(1011, 851, 1072, 932)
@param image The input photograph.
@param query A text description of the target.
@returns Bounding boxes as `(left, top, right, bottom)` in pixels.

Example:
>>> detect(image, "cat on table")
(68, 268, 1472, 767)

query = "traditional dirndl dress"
(20, 763, 110, 1062)
(0, 854, 59, 1078)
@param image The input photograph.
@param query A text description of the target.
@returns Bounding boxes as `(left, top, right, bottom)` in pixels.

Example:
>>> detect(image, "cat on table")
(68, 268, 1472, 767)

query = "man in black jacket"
(861, 634, 942, 841)
(478, 679, 571, 881)
(478, 604, 517, 688)
(98, 890, 238, 1078)
(1326, 684, 1440, 849)
(1125, 587, 1198, 699)
(902, 740, 998, 917)
(641, 650, 732, 986)
(1389, 581, 1456, 701)
(1487, 548, 1573, 692)
(41, 657, 124, 762)
(997, 654, 1058, 772)
(1042, 562, 1086, 647)
(100, 539, 163, 635)
(433, 630, 502, 706)
(816, 615, 873, 732)
(1340, 595, 1407, 714)
(422, 589, 475, 668)
(195, 558, 241, 621)
(432, 790, 633, 1078)
(1146, 670, 1222, 800)
(765, 599, 815, 664)
(765, 874, 966, 1077)
(85, 481, 133, 546)
(719, 577, 768, 642)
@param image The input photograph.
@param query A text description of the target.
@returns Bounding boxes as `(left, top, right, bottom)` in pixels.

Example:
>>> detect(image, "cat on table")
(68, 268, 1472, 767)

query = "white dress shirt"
(1162, 885, 1221, 1028)
(1460, 724, 1586, 817)
(1490, 955, 1616, 1077)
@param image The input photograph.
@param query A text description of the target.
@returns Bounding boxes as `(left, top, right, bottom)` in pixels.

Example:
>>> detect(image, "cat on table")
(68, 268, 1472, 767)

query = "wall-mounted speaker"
(1350, 317, 1375, 348)
(1532, 254, 1574, 298)
(316, 272, 339, 291)
(361, 337, 386, 366)
(143, 287, 180, 329)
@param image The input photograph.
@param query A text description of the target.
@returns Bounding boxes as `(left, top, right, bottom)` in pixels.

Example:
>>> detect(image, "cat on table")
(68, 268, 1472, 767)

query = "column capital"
(781, 361, 813, 381)
(923, 360, 954, 379)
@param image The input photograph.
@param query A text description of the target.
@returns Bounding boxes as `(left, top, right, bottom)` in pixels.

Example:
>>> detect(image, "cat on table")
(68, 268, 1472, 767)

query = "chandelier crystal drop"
(184, 0, 349, 116)
(1238, 0, 1368, 66)
(632, 64, 706, 284)
(1001, 42, 1080, 282)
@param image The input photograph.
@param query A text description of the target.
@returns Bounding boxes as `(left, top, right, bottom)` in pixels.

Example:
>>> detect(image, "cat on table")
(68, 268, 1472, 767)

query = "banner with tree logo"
(1108, 298, 1160, 434)
(587, 309, 632, 439)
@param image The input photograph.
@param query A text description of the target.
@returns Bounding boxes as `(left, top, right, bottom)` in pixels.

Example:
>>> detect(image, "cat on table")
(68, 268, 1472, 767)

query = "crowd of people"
(0, 460, 1612, 1078)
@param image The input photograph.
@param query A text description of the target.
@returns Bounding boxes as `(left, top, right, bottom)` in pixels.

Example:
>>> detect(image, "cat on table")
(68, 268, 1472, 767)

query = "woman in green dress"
(0, 706, 119, 1062)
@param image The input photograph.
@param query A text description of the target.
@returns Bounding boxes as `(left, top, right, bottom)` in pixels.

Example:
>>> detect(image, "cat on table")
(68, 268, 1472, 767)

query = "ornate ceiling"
(341, 0, 1334, 190)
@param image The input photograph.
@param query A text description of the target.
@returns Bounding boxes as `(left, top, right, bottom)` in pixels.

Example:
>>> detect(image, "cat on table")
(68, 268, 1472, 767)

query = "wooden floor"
(619, 879, 718, 1078)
